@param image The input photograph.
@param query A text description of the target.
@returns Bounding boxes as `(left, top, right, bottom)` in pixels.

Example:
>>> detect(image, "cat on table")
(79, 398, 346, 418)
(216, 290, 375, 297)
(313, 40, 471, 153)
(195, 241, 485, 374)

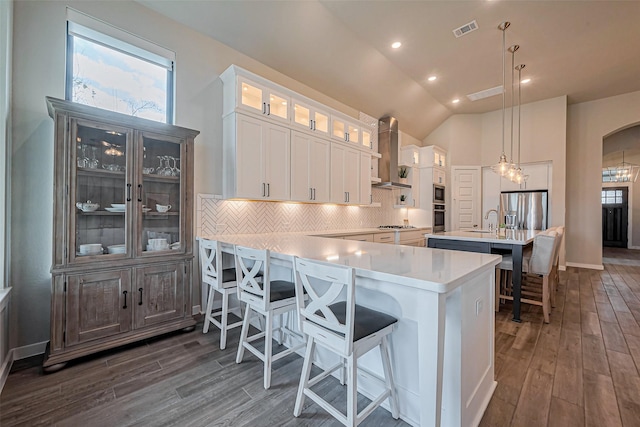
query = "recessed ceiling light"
(521, 78, 531, 84)
(452, 99, 460, 104)
(391, 41, 402, 49)
(428, 76, 437, 82)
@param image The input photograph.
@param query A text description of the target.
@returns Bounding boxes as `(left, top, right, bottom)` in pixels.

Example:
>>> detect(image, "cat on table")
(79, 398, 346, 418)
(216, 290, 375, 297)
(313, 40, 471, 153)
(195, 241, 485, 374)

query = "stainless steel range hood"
(374, 116, 411, 189)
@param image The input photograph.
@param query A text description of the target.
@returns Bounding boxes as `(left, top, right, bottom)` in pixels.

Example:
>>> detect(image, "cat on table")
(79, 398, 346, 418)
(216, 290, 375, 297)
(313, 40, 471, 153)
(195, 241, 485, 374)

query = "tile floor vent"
(466, 85, 504, 101)
(453, 20, 478, 38)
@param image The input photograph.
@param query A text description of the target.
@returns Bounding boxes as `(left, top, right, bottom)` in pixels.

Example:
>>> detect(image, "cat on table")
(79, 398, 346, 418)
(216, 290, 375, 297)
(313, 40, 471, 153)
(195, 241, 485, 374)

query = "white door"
(452, 166, 481, 231)
(482, 166, 501, 229)
(344, 148, 360, 204)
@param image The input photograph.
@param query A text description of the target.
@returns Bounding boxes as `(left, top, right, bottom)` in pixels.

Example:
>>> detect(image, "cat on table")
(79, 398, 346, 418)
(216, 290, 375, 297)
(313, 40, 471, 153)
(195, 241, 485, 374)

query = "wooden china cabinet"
(44, 97, 198, 371)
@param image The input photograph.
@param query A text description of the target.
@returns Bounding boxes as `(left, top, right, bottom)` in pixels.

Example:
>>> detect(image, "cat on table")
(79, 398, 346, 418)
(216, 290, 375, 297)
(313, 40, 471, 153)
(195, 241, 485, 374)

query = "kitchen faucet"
(484, 209, 499, 231)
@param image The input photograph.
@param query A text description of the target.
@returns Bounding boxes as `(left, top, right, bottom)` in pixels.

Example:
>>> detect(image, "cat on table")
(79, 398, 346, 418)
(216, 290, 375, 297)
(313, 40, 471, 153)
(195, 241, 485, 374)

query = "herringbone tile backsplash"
(197, 188, 407, 236)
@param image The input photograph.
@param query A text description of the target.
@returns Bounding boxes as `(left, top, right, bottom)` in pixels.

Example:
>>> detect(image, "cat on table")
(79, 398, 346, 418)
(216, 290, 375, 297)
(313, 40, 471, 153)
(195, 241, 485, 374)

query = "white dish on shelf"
(105, 207, 125, 212)
(107, 244, 126, 254)
(142, 208, 151, 212)
(111, 203, 126, 209)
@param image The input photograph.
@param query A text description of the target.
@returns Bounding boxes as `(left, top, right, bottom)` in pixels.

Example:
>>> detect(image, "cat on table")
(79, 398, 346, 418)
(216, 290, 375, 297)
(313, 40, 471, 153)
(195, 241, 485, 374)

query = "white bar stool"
(199, 239, 243, 350)
(293, 257, 399, 427)
(234, 245, 305, 390)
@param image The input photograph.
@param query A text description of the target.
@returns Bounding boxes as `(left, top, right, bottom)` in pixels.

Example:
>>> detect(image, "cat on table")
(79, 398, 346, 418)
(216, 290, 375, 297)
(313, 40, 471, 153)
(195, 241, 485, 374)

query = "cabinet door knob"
(138, 287, 143, 305)
(262, 102, 266, 114)
(126, 183, 132, 202)
(122, 290, 128, 309)
(137, 184, 143, 202)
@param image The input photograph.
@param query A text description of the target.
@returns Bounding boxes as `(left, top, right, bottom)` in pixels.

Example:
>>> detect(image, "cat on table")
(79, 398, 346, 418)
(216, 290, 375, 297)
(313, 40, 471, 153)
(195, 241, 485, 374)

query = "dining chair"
(497, 230, 558, 322)
(234, 245, 305, 389)
(292, 257, 399, 427)
(199, 239, 243, 350)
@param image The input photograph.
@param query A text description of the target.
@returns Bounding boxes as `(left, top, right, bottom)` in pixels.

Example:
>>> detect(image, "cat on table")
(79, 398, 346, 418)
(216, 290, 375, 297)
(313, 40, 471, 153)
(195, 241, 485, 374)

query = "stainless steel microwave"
(433, 184, 445, 203)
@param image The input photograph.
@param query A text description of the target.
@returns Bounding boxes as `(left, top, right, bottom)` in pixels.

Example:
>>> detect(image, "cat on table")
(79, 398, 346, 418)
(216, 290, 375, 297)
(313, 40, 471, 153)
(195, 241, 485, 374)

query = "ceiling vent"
(466, 85, 504, 101)
(453, 20, 478, 38)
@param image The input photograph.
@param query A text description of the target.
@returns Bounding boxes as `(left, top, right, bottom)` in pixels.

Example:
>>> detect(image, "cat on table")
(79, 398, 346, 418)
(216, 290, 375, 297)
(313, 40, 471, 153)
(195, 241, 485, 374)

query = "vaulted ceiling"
(139, 0, 640, 140)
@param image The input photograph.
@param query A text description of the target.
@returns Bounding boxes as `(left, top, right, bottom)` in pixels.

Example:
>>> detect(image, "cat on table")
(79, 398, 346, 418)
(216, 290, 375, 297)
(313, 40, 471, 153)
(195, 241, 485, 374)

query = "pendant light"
(507, 44, 519, 182)
(514, 64, 527, 184)
(492, 22, 510, 177)
(607, 151, 640, 182)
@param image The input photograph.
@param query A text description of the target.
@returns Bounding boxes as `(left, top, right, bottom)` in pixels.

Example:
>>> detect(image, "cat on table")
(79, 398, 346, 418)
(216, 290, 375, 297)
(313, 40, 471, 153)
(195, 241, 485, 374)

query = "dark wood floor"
(480, 247, 640, 427)
(2, 247, 640, 426)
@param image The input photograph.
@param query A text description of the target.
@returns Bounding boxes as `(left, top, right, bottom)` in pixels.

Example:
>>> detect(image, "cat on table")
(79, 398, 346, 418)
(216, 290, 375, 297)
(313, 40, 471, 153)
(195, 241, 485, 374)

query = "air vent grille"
(453, 20, 478, 38)
(466, 85, 503, 101)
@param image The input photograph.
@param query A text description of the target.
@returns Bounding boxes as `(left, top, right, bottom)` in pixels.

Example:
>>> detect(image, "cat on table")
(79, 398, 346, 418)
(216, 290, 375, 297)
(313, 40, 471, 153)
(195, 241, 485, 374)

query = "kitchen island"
(199, 233, 501, 427)
(425, 229, 541, 322)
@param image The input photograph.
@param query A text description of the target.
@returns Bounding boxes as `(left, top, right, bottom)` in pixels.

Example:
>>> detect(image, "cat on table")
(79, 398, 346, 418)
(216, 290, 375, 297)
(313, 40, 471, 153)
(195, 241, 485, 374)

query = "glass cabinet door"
(72, 120, 130, 261)
(140, 133, 183, 255)
(239, 79, 264, 114)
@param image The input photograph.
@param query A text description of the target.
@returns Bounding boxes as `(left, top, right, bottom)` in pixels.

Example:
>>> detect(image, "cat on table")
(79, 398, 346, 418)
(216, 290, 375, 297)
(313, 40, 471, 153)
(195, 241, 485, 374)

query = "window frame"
(65, 9, 175, 124)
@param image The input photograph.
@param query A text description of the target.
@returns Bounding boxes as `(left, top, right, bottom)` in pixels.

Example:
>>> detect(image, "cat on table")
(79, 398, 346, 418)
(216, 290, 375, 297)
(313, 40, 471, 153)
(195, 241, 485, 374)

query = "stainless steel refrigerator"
(500, 190, 548, 230)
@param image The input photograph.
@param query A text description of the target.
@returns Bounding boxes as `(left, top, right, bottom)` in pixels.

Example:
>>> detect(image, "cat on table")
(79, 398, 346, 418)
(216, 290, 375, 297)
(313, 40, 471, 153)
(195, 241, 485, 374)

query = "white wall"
(567, 90, 640, 268)
(1, 0, 12, 389)
(424, 97, 567, 264)
(9, 0, 375, 349)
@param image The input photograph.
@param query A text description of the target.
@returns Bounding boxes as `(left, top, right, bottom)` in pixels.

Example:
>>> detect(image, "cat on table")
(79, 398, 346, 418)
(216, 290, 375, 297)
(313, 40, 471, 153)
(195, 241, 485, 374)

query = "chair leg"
(346, 353, 357, 427)
(550, 266, 557, 308)
(495, 268, 500, 312)
(203, 286, 215, 333)
(542, 276, 550, 324)
(294, 337, 315, 417)
(236, 304, 252, 364)
(264, 311, 273, 389)
(220, 290, 229, 350)
(380, 335, 399, 419)
(277, 313, 284, 346)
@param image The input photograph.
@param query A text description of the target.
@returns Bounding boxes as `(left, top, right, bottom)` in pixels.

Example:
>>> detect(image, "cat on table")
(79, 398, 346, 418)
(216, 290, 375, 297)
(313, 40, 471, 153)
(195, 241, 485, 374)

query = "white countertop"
(311, 227, 430, 237)
(425, 229, 541, 245)
(199, 233, 500, 294)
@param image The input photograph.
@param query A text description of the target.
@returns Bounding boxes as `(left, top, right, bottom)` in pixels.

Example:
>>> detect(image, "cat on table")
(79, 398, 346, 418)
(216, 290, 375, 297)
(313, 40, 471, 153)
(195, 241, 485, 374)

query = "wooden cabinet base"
(42, 317, 196, 371)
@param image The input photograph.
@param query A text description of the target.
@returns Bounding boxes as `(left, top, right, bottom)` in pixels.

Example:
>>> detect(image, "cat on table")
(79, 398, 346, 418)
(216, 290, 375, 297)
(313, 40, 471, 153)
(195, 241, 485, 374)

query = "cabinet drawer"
(398, 230, 425, 242)
(343, 233, 374, 242)
(374, 232, 395, 244)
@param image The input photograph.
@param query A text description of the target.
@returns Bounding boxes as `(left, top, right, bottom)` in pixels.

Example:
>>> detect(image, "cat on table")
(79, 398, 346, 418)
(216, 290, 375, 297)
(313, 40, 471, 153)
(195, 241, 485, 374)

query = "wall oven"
(433, 184, 445, 203)
(433, 204, 446, 232)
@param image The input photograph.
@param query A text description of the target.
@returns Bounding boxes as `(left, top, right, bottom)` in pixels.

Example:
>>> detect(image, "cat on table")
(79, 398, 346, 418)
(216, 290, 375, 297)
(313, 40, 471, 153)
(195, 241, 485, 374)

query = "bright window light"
(66, 17, 174, 123)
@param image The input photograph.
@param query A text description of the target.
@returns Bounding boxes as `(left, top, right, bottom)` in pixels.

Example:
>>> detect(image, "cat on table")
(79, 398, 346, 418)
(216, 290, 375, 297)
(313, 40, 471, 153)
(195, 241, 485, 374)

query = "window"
(602, 189, 624, 205)
(66, 9, 174, 123)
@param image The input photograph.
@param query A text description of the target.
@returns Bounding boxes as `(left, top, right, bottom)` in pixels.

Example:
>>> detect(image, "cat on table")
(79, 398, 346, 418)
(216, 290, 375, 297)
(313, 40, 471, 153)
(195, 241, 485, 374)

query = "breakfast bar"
(425, 229, 541, 322)
(199, 233, 501, 427)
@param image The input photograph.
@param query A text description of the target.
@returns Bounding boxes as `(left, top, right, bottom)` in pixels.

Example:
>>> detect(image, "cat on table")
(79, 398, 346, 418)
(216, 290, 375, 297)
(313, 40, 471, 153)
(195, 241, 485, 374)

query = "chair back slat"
(294, 257, 355, 355)
(199, 239, 223, 289)
(235, 245, 269, 310)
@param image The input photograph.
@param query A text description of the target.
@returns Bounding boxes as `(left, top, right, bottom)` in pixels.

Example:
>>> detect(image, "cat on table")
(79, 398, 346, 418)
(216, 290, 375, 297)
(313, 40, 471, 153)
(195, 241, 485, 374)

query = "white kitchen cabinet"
(224, 113, 290, 200)
(232, 75, 290, 124)
(291, 130, 330, 203)
(361, 126, 373, 149)
(400, 145, 421, 167)
(359, 152, 372, 205)
(292, 99, 330, 137)
(331, 144, 360, 204)
(499, 162, 550, 192)
(331, 115, 362, 145)
(421, 145, 447, 168)
(434, 168, 446, 186)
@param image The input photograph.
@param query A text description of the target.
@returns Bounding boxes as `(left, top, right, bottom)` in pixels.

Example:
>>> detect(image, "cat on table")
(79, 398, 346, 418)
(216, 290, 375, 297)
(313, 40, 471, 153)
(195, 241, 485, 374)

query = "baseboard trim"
(0, 347, 14, 395)
(566, 262, 604, 271)
(12, 340, 48, 360)
(192, 305, 201, 315)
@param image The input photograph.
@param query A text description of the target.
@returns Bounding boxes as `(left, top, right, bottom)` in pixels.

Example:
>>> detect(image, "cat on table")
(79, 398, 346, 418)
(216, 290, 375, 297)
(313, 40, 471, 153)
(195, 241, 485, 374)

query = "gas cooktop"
(378, 225, 417, 229)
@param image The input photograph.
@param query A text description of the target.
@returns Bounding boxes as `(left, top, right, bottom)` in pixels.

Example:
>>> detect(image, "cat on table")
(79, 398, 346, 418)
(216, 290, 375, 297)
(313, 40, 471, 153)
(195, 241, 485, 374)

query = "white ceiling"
(139, 0, 640, 140)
